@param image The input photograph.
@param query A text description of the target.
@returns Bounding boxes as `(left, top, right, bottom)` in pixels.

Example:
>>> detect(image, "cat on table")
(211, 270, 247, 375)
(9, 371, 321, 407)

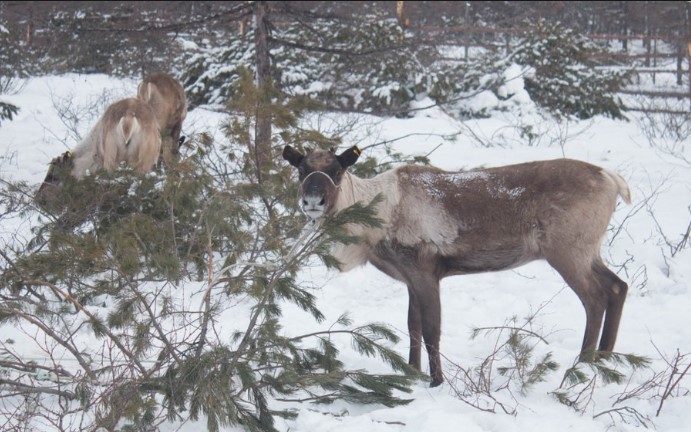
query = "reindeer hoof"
(430, 378, 443, 388)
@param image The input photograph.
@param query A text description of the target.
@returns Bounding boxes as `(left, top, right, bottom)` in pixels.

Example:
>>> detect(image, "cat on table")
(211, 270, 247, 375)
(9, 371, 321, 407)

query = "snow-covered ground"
(1, 73, 690, 431)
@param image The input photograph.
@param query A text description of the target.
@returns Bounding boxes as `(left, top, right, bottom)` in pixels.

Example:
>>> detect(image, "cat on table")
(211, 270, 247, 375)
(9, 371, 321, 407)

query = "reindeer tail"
(603, 169, 632, 205)
(138, 82, 154, 103)
(119, 113, 140, 145)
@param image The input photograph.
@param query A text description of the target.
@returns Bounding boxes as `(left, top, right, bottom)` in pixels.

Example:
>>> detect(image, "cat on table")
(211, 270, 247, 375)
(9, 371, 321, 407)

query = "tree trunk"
(253, 1, 271, 181)
(621, 1, 628, 52)
(687, 2, 691, 110)
(644, 1, 651, 67)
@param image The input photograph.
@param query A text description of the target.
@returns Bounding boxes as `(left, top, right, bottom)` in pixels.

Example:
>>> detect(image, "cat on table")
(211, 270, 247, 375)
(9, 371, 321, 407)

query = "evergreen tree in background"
(511, 20, 631, 120)
(0, 17, 21, 127)
(1, 2, 646, 121)
(181, 4, 631, 120)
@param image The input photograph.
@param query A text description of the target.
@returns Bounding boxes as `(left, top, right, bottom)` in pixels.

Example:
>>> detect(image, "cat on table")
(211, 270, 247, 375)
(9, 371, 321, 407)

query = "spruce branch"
(553, 351, 652, 414)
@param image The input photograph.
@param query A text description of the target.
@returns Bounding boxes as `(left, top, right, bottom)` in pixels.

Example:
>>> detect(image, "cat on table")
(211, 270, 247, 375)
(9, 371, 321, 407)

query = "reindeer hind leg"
(546, 256, 608, 357)
(592, 259, 628, 352)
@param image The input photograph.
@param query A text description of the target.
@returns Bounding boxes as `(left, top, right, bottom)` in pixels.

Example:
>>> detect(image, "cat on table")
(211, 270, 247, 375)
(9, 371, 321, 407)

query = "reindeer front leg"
(408, 275, 443, 387)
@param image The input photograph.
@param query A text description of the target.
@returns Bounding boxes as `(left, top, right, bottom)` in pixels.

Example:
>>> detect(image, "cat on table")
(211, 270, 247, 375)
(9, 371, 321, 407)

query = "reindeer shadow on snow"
(283, 145, 632, 387)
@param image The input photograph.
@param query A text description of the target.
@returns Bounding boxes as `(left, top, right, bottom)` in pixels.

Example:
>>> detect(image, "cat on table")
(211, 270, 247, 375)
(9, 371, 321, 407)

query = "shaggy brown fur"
(36, 98, 161, 205)
(137, 72, 187, 165)
(284, 145, 632, 387)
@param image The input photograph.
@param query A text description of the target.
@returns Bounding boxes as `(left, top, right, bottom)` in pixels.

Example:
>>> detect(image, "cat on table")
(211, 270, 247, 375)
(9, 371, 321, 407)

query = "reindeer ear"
(282, 145, 304, 167)
(336, 146, 361, 168)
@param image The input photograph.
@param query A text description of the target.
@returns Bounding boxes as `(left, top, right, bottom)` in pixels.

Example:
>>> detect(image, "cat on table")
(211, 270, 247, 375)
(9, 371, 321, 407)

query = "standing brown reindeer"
(137, 72, 187, 166)
(36, 97, 161, 207)
(283, 145, 632, 387)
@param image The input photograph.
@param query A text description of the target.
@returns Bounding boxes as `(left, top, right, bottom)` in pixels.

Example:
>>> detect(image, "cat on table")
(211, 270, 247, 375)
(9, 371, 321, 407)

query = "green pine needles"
(0, 77, 416, 431)
(446, 308, 652, 418)
(551, 351, 651, 412)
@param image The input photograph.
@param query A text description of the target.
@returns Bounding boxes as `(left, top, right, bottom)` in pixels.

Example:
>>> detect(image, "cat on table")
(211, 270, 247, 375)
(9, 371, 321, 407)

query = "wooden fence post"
(396, 1, 409, 27)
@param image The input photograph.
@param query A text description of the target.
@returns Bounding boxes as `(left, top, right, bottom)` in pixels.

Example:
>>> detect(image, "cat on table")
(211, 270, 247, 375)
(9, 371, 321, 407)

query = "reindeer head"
(35, 151, 74, 209)
(283, 145, 361, 220)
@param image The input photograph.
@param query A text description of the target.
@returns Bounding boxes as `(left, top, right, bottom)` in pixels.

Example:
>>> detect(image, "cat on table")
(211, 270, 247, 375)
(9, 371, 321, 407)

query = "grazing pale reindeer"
(283, 145, 632, 387)
(137, 72, 187, 165)
(36, 97, 161, 206)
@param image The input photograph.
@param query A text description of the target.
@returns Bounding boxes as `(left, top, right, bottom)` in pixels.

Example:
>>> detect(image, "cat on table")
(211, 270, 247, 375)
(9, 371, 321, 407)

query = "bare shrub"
(636, 99, 691, 165)
(444, 302, 559, 415)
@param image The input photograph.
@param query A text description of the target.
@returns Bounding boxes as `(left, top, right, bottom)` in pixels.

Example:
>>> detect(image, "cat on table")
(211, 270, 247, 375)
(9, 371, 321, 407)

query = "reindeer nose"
(302, 197, 325, 206)
(301, 194, 326, 220)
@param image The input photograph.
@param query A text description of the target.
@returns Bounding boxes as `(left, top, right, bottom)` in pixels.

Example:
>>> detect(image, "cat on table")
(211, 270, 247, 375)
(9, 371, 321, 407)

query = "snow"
(1, 73, 690, 432)
(498, 63, 534, 106)
(410, 170, 492, 200)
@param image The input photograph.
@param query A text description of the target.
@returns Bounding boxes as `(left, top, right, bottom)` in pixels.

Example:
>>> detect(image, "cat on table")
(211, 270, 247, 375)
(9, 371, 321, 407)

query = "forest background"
(1, 2, 690, 431)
